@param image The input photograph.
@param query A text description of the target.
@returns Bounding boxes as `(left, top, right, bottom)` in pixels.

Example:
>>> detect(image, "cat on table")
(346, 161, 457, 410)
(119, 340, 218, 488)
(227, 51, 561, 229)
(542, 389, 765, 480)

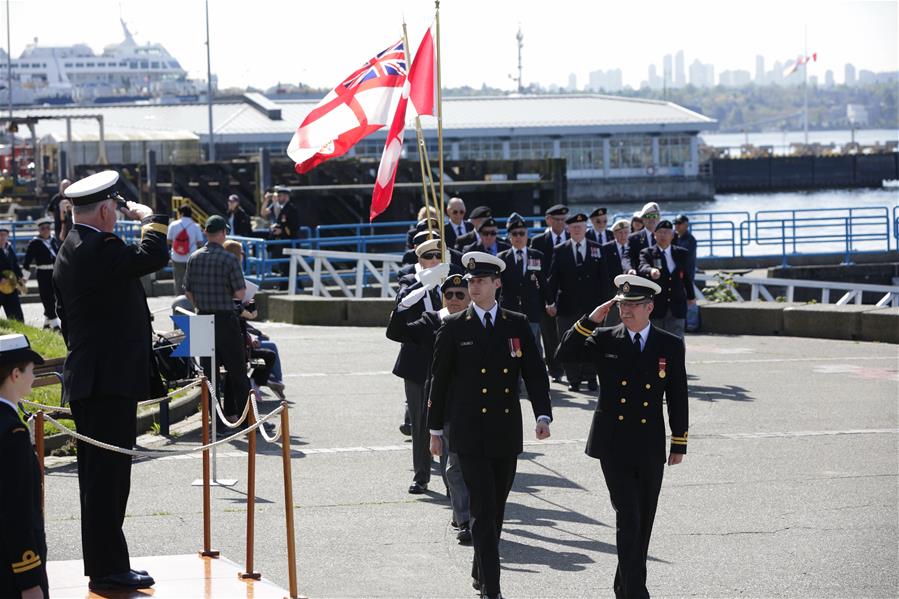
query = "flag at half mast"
(287, 40, 407, 174)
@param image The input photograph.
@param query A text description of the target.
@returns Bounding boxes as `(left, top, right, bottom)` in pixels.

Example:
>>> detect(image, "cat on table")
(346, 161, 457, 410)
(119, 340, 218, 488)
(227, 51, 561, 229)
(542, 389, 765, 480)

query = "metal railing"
(284, 248, 404, 297)
(695, 273, 899, 307)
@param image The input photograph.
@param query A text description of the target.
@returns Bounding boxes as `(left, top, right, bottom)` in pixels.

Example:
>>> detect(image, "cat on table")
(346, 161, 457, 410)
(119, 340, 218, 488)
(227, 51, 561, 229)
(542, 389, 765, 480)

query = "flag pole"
(434, 0, 446, 246)
(402, 21, 436, 240)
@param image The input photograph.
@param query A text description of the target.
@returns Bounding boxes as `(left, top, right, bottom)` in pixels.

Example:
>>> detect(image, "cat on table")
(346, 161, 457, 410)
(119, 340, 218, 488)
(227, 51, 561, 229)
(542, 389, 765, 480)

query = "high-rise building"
(755, 55, 765, 84)
(706, 64, 715, 87)
(675, 50, 685, 88)
(844, 63, 856, 85)
(770, 61, 784, 86)
(731, 70, 751, 87)
(567, 73, 577, 91)
(587, 69, 623, 92)
(663, 54, 673, 88)
(825, 70, 835, 87)
(647, 64, 662, 90)
(809, 75, 818, 87)
(858, 69, 875, 84)
(689, 59, 714, 88)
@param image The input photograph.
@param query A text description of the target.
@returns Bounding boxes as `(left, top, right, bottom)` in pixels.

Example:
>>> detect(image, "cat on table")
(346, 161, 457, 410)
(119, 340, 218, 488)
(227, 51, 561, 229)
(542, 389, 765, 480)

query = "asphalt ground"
(27, 298, 898, 598)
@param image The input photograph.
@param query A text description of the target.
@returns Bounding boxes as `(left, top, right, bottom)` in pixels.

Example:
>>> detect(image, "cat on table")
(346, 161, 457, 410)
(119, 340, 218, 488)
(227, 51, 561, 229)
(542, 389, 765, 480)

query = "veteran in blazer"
(637, 219, 696, 338)
(556, 274, 688, 599)
(428, 252, 552, 599)
(498, 215, 550, 349)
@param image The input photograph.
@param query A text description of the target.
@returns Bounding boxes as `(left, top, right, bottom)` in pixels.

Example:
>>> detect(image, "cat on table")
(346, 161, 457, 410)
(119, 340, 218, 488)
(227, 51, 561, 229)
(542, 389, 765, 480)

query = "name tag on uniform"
(460, 341, 474, 347)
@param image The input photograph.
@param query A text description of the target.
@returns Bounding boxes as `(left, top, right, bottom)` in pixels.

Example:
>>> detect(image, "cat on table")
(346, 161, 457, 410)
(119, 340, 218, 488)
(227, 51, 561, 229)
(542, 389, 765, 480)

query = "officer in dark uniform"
(273, 185, 301, 239)
(556, 274, 688, 599)
(587, 207, 612, 245)
(529, 204, 569, 383)
(0, 334, 48, 599)
(600, 219, 632, 326)
(453, 205, 492, 251)
(546, 212, 606, 392)
(462, 218, 510, 256)
(637, 220, 696, 338)
(23, 218, 62, 329)
(497, 214, 550, 349)
(53, 170, 166, 591)
(428, 251, 552, 599)
(0, 224, 24, 322)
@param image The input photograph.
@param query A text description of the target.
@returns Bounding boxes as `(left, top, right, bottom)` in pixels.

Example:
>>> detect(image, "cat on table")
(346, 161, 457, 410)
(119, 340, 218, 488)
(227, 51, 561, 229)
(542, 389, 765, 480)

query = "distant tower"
(675, 50, 685, 88)
(663, 54, 673, 93)
(515, 25, 524, 93)
(755, 55, 765, 84)
(844, 63, 856, 86)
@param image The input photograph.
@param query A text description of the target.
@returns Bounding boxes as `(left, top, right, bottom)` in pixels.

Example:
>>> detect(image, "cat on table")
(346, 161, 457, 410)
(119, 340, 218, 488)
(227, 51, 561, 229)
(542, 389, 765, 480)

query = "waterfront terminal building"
(13, 93, 716, 201)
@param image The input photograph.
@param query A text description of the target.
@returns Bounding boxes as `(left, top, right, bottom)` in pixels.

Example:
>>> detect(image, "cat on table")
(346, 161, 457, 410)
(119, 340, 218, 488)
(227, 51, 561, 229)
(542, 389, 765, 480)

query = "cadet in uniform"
(53, 170, 166, 591)
(497, 214, 550, 349)
(428, 252, 552, 599)
(546, 212, 606, 392)
(529, 204, 569, 383)
(387, 274, 473, 544)
(23, 218, 62, 329)
(637, 220, 696, 338)
(0, 224, 24, 322)
(0, 334, 48, 599)
(556, 274, 688, 599)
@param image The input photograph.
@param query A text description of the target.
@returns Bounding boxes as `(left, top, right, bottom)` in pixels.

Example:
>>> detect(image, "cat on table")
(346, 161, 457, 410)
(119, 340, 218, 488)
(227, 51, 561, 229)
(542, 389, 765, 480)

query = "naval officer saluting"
(428, 251, 552, 599)
(556, 274, 688, 599)
(53, 170, 168, 591)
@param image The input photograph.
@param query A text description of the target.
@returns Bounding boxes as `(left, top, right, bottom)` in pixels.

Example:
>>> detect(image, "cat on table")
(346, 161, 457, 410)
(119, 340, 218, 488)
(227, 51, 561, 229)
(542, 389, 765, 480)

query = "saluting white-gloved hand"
(124, 201, 153, 221)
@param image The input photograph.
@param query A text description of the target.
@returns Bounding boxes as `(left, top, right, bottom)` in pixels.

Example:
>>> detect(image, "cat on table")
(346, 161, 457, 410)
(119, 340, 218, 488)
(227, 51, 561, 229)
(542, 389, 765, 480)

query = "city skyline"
(1, 0, 896, 92)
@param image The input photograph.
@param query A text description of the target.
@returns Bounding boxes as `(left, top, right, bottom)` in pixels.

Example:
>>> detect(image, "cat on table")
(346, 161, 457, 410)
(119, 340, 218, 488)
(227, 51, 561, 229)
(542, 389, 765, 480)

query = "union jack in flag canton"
(287, 40, 408, 174)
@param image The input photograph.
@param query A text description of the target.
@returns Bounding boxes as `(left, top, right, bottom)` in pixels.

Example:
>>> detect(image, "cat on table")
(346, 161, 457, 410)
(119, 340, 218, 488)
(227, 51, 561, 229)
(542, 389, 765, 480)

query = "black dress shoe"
(456, 523, 472, 545)
(407, 482, 427, 494)
(568, 383, 580, 392)
(587, 380, 598, 391)
(89, 570, 155, 590)
(131, 568, 149, 576)
(472, 578, 481, 591)
(399, 423, 412, 436)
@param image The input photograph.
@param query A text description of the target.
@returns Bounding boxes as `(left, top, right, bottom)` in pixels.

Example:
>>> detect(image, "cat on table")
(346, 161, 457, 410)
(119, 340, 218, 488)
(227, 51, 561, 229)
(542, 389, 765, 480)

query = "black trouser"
(556, 313, 596, 386)
(404, 379, 430, 485)
(600, 459, 665, 599)
(249, 347, 276, 387)
(200, 312, 250, 417)
(458, 454, 517, 597)
(539, 311, 562, 378)
(37, 270, 57, 319)
(70, 398, 138, 578)
(0, 290, 23, 321)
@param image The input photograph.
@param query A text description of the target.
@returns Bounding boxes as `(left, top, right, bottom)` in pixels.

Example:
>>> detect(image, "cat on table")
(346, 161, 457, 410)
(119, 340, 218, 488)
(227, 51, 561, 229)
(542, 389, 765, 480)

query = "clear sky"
(3, 0, 896, 90)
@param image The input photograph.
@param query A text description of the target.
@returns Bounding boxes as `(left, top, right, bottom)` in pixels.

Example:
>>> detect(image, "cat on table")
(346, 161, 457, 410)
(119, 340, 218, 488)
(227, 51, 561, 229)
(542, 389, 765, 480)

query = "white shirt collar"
(626, 323, 651, 343)
(471, 301, 498, 326)
(0, 395, 18, 415)
(513, 246, 527, 257)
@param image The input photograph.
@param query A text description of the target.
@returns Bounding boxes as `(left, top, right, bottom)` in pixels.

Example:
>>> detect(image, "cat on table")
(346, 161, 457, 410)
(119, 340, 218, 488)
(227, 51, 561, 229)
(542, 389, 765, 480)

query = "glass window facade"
(559, 137, 604, 170)
(658, 135, 691, 167)
(508, 137, 554, 160)
(456, 138, 504, 160)
(609, 135, 652, 169)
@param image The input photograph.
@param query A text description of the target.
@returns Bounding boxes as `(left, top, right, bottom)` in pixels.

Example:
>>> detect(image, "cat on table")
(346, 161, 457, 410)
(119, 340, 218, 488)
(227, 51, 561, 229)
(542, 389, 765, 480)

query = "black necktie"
(516, 249, 524, 274)
(633, 332, 642, 352)
(575, 243, 584, 265)
(484, 311, 493, 333)
(458, 225, 464, 236)
(555, 235, 561, 246)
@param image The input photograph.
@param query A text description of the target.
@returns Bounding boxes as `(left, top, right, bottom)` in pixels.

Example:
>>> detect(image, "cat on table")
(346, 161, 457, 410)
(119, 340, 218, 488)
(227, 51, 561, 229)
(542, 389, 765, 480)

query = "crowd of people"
(386, 196, 693, 598)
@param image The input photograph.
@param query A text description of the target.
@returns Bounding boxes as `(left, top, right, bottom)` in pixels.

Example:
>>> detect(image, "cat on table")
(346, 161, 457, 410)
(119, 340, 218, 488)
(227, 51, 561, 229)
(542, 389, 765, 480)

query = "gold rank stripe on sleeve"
(671, 436, 688, 445)
(574, 321, 593, 337)
(12, 550, 41, 574)
(141, 222, 168, 237)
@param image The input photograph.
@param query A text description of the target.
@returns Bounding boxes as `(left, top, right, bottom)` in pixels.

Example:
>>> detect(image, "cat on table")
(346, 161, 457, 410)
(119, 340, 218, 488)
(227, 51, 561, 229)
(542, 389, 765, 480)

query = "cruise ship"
(0, 19, 203, 106)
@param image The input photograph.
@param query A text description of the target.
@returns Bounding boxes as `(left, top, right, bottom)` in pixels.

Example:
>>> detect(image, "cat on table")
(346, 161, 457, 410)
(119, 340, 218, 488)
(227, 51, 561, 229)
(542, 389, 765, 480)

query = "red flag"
(409, 24, 437, 117)
(370, 27, 438, 220)
(287, 40, 407, 174)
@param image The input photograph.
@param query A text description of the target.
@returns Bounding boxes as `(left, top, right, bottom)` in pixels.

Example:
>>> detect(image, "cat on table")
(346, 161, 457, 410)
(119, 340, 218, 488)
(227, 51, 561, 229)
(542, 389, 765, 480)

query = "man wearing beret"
(462, 218, 510, 256)
(587, 207, 612, 245)
(429, 252, 552, 599)
(498, 215, 550, 350)
(454, 205, 493, 251)
(529, 204, 569, 383)
(637, 220, 695, 338)
(556, 274, 688, 599)
(53, 170, 167, 591)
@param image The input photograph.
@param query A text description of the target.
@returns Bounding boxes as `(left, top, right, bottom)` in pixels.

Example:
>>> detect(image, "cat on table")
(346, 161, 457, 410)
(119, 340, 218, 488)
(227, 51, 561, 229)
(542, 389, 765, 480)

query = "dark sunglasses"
(420, 252, 441, 260)
(443, 291, 466, 300)
(509, 230, 527, 237)
(480, 230, 498, 237)
(449, 209, 465, 214)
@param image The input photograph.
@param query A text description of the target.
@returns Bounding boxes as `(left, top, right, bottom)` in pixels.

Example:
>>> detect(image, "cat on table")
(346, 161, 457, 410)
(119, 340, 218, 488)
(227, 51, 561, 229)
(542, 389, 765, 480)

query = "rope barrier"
(212, 389, 254, 429)
(43, 404, 285, 458)
(20, 377, 205, 416)
(249, 391, 282, 444)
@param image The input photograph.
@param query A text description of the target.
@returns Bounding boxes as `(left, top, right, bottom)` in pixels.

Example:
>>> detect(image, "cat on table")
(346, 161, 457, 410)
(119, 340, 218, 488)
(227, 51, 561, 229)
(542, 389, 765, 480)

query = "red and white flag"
(287, 40, 408, 174)
(370, 26, 439, 221)
(783, 52, 817, 77)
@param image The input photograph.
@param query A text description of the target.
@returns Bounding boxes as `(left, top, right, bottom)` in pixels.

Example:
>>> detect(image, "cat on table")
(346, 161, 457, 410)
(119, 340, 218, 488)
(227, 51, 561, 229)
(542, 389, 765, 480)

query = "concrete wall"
(699, 301, 898, 344)
(269, 296, 393, 327)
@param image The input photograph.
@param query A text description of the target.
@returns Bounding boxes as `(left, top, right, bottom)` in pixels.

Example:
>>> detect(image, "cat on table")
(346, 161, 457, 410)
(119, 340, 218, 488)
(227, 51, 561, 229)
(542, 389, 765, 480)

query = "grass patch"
(0, 319, 70, 435)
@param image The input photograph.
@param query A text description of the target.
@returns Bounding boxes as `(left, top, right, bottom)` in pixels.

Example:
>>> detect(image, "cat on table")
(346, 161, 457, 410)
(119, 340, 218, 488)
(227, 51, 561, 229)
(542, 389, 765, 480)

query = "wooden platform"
(48, 554, 291, 598)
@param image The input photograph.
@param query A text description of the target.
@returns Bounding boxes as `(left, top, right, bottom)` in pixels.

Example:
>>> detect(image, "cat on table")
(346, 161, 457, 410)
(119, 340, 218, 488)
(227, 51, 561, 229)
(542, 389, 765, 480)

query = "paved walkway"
(36, 299, 898, 598)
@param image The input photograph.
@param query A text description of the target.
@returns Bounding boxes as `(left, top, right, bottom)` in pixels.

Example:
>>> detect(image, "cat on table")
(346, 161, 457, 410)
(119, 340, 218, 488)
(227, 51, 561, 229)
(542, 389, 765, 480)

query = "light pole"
(205, 0, 215, 162)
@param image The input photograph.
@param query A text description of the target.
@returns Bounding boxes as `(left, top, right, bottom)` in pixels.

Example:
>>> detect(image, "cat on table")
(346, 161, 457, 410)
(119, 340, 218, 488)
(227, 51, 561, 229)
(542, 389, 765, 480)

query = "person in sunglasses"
(444, 197, 472, 249)
(453, 205, 492, 251)
(387, 274, 473, 544)
(497, 214, 550, 353)
(461, 218, 510, 257)
(627, 202, 661, 269)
